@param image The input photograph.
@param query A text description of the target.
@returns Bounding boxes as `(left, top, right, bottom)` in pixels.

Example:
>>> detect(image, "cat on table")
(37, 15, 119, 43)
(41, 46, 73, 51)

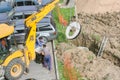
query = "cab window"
(16, 2, 24, 6)
(12, 13, 23, 20)
(37, 25, 53, 31)
(14, 1, 37, 7)
(0, 38, 8, 53)
(25, 1, 35, 5)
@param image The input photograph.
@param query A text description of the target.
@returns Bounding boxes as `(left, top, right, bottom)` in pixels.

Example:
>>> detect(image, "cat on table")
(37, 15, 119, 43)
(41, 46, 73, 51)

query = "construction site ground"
(56, 0, 120, 80)
(19, 61, 55, 80)
(19, 42, 56, 80)
(19, 0, 120, 80)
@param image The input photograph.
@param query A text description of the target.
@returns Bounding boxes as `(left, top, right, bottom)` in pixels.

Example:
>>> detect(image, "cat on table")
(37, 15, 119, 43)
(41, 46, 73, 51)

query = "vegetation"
(57, 60, 88, 80)
(0, 59, 2, 64)
(58, 61, 66, 80)
(57, 51, 87, 80)
(91, 34, 101, 42)
(59, 0, 64, 3)
(52, 6, 74, 43)
(53, 1, 82, 80)
(87, 54, 94, 61)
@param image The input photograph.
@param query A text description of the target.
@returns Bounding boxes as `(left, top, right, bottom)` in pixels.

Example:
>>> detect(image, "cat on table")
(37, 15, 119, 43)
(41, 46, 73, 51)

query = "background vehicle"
(0, 0, 59, 80)
(41, 0, 51, 6)
(0, 13, 9, 23)
(8, 5, 56, 44)
(18, 22, 57, 43)
(8, 5, 38, 30)
(12, 0, 39, 7)
(13, 22, 58, 44)
(36, 21, 58, 43)
(0, 1, 12, 13)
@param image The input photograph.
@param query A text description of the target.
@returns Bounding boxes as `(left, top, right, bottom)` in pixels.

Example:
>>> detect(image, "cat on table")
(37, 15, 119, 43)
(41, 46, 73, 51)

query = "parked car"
(8, 5, 51, 26)
(41, 0, 52, 6)
(8, 5, 38, 16)
(12, 0, 39, 7)
(8, 5, 57, 44)
(13, 22, 58, 44)
(0, 1, 12, 13)
(36, 22, 58, 43)
(0, 12, 9, 23)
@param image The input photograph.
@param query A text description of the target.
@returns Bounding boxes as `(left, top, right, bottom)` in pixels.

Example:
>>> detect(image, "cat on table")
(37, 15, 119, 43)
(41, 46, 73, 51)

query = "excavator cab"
(0, 24, 25, 80)
(0, 24, 15, 64)
(0, 37, 9, 64)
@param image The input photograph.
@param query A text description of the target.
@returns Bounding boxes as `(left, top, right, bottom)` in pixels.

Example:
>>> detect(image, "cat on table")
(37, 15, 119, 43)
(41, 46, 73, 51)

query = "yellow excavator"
(0, 0, 59, 79)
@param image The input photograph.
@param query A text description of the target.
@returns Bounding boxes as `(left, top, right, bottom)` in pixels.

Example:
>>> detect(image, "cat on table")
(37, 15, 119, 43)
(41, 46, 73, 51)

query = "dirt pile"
(56, 42, 76, 61)
(76, 0, 120, 14)
(56, 0, 120, 79)
(56, 43, 120, 80)
(70, 11, 120, 67)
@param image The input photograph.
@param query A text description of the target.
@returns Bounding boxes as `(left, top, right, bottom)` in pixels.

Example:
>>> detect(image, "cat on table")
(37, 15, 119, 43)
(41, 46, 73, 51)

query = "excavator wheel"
(4, 58, 25, 80)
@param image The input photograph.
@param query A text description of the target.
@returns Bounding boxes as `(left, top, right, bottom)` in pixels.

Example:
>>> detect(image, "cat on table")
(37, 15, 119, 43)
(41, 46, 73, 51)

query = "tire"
(66, 21, 81, 40)
(4, 58, 25, 80)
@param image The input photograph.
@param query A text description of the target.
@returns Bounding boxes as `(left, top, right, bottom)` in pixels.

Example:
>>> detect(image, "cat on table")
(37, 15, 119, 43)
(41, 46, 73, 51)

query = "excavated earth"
(71, 12, 120, 66)
(56, 0, 120, 80)
(56, 43, 120, 80)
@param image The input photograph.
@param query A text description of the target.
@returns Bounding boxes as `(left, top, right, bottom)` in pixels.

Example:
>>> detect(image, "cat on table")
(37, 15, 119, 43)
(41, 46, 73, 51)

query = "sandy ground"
(76, 0, 120, 14)
(56, 0, 120, 80)
(56, 43, 120, 80)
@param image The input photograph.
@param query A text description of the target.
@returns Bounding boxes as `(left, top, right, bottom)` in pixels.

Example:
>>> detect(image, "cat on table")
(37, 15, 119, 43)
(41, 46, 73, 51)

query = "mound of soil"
(56, 42, 76, 61)
(56, 43, 120, 80)
(57, 0, 120, 79)
(71, 12, 120, 67)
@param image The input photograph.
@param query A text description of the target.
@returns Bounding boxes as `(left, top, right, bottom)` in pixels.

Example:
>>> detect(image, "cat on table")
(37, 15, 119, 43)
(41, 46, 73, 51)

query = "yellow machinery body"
(1, 0, 59, 66)
(0, 0, 59, 79)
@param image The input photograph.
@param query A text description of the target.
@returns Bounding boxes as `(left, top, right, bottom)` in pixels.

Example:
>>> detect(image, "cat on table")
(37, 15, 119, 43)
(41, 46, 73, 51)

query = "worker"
(35, 37, 44, 64)
(36, 37, 44, 47)
(0, 38, 7, 51)
(42, 44, 51, 71)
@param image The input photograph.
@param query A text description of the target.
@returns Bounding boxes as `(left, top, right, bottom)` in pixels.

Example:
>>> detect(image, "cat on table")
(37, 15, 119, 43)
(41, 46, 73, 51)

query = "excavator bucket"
(0, 24, 14, 38)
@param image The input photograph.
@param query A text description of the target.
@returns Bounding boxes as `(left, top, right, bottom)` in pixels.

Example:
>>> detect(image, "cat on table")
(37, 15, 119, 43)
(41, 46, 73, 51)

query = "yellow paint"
(0, 24, 14, 38)
(1, 0, 59, 75)
(2, 50, 23, 66)
(11, 64, 22, 77)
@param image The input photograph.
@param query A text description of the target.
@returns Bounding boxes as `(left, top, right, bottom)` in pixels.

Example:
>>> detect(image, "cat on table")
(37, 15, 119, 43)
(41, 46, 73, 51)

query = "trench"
(103, 51, 120, 67)
(71, 33, 120, 67)
(71, 11, 120, 68)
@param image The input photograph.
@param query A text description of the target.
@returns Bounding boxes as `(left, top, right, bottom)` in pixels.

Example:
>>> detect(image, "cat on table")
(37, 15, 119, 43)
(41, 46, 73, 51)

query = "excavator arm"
(25, 0, 59, 27)
(24, 0, 59, 61)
